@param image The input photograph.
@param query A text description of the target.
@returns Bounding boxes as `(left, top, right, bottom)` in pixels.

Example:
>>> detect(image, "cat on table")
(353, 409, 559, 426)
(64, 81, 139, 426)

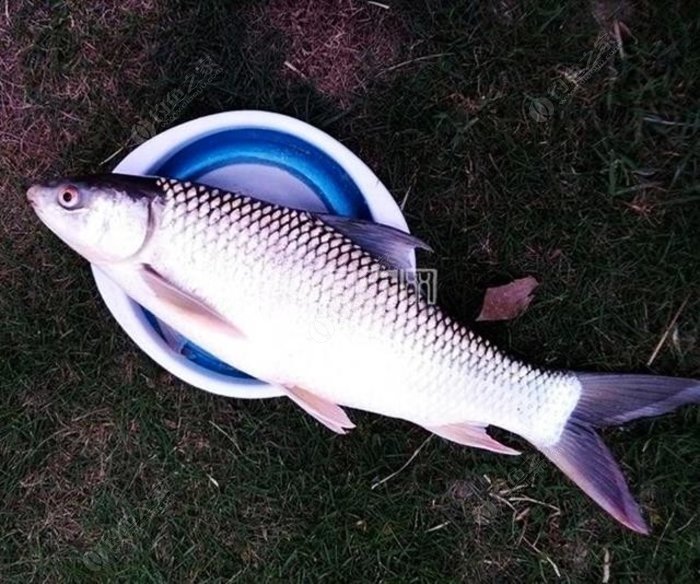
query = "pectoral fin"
(140, 264, 244, 339)
(284, 385, 355, 434)
(425, 422, 520, 455)
(154, 317, 188, 354)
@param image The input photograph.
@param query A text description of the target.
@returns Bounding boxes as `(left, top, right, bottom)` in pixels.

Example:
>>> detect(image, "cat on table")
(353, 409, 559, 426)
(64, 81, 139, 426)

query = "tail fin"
(538, 374, 700, 534)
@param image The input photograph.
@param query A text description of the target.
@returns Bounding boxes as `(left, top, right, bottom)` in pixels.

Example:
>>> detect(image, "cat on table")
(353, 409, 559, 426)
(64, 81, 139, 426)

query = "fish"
(27, 173, 699, 534)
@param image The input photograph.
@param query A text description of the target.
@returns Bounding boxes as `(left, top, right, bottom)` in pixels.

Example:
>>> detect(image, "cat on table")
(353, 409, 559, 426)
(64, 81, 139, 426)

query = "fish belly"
(139, 210, 579, 445)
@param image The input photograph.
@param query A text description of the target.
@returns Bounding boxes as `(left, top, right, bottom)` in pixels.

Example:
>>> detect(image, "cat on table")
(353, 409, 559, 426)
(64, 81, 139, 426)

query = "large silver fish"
(27, 174, 699, 533)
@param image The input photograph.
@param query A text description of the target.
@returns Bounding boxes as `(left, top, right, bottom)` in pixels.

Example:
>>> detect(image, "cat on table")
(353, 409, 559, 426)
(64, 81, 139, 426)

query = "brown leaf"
(476, 276, 539, 322)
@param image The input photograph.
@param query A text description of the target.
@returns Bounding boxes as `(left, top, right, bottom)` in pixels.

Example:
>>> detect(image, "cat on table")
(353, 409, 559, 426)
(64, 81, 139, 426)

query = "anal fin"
(284, 385, 355, 434)
(425, 423, 520, 455)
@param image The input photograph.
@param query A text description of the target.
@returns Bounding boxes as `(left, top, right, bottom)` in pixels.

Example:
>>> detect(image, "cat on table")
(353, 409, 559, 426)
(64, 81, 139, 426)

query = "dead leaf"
(476, 276, 539, 322)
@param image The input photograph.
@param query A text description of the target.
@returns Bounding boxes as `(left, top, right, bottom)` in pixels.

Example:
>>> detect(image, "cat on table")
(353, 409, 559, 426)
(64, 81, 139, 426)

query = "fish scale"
(150, 177, 580, 445)
(29, 172, 700, 533)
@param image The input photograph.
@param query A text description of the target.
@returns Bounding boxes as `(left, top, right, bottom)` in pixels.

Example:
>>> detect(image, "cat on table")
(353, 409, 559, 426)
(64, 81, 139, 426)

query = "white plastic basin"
(92, 111, 414, 399)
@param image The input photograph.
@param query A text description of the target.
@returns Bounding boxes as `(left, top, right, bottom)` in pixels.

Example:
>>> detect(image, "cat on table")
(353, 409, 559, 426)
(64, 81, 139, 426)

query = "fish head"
(27, 174, 161, 264)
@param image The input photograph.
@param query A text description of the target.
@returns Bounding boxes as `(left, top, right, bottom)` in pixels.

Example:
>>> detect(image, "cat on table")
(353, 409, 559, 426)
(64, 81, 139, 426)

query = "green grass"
(1, 0, 699, 581)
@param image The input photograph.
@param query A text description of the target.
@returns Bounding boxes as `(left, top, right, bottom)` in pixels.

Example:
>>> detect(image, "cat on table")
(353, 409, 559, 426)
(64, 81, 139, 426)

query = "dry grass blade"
(647, 294, 691, 366)
(371, 435, 432, 490)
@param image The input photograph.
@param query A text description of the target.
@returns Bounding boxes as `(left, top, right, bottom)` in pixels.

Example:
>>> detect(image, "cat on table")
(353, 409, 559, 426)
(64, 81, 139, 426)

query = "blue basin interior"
(141, 127, 371, 382)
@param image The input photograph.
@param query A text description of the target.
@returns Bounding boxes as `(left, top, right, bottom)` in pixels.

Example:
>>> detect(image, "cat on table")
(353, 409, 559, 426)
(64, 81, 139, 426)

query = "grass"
(1, 0, 699, 581)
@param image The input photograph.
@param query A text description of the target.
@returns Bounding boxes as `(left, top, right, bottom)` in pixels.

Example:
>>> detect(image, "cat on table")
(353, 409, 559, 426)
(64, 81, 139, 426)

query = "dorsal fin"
(318, 214, 431, 271)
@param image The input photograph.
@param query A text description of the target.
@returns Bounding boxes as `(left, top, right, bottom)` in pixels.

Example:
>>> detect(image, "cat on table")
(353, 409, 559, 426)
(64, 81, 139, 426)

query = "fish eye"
(58, 186, 80, 209)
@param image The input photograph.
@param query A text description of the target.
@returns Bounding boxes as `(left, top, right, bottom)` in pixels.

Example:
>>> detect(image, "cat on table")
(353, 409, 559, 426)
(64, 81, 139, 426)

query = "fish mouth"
(26, 186, 40, 207)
